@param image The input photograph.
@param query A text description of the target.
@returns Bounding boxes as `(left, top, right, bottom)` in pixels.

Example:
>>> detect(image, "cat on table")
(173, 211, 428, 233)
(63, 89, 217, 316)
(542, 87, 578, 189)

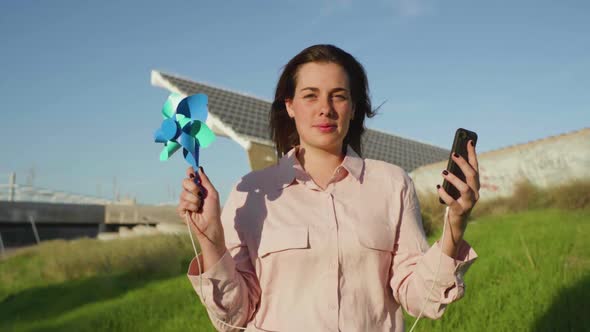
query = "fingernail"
(453, 152, 459, 158)
(470, 140, 475, 147)
(436, 184, 441, 189)
(442, 170, 449, 175)
(199, 166, 204, 173)
(189, 173, 194, 179)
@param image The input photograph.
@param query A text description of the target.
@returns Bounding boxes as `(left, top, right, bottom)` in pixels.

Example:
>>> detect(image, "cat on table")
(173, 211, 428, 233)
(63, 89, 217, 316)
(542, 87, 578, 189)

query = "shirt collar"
(275, 145, 364, 190)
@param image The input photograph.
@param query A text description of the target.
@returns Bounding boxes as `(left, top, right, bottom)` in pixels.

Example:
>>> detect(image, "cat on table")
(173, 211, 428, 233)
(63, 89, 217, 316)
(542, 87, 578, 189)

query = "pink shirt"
(187, 145, 478, 332)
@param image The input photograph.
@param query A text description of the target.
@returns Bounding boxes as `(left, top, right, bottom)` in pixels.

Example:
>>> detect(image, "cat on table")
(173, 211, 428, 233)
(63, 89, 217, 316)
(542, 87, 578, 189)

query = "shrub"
(418, 178, 590, 235)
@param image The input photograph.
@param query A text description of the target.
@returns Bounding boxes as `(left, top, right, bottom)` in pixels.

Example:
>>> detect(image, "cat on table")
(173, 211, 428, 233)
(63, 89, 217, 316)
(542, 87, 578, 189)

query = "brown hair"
(270, 44, 377, 159)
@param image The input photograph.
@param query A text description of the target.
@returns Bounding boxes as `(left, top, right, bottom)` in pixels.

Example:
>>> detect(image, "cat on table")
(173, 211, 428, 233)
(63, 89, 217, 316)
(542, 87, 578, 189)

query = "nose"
(319, 96, 335, 117)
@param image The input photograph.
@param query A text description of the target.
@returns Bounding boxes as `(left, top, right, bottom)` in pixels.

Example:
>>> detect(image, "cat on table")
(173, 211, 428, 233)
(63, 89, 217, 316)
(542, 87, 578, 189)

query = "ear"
(285, 98, 295, 119)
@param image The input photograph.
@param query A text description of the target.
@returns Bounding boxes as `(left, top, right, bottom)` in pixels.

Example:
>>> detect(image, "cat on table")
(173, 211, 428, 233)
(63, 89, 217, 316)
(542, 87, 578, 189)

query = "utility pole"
(113, 176, 119, 202)
(8, 172, 16, 202)
(26, 164, 36, 186)
(0, 232, 5, 257)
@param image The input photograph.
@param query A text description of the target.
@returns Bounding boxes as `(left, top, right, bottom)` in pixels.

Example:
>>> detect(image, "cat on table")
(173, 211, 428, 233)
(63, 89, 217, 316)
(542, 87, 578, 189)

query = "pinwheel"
(153, 92, 216, 171)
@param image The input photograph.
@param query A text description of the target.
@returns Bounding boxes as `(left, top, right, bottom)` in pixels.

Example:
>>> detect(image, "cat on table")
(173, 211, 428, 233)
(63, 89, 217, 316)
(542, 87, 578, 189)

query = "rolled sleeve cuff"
(187, 249, 236, 281)
(418, 239, 478, 291)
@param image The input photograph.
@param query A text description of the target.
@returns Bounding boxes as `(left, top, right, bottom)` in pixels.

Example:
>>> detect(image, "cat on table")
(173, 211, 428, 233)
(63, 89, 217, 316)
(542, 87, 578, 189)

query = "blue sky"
(1, 0, 588, 205)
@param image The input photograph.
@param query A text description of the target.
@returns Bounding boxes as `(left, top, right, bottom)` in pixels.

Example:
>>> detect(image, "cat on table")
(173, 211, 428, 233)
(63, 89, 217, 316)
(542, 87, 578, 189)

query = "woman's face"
(285, 62, 354, 154)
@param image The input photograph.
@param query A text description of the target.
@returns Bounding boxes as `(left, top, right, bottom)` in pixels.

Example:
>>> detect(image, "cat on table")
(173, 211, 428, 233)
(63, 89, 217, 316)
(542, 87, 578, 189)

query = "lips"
(314, 123, 337, 133)
(314, 123, 337, 128)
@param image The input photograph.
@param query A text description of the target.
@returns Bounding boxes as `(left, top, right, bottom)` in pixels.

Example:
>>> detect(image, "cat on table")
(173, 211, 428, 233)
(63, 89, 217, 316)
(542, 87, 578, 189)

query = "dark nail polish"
(189, 173, 194, 179)
(436, 184, 441, 189)
(199, 166, 204, 173)
(442, 170, 449, 175)
(470, 140, 475, 147)
(453, 152, 459, 158)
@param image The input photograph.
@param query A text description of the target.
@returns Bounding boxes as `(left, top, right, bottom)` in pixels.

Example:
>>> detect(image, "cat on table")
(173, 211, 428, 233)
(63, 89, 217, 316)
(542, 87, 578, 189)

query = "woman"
(178, 44, 479, 332)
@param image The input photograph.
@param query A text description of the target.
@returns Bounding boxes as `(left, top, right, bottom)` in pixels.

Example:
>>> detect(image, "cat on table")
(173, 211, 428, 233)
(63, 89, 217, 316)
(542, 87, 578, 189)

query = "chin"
(305, 138, 344, 152)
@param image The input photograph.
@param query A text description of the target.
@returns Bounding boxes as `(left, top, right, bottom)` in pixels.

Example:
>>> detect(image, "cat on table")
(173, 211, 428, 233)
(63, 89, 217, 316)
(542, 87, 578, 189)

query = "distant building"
(410, 127, 590, 201)
(151, 70, 449, 173)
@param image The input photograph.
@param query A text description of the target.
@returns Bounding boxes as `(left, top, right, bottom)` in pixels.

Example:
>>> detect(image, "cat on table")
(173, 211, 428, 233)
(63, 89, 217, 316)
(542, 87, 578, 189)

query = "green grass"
(0, 235, 216, 332)
(1, 208, 589, 331)
(406, 208, 590, 332)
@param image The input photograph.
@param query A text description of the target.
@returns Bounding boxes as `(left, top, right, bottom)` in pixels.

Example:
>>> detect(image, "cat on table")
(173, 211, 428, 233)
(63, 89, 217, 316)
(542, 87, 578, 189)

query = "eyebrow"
(300, 87, 349, 93)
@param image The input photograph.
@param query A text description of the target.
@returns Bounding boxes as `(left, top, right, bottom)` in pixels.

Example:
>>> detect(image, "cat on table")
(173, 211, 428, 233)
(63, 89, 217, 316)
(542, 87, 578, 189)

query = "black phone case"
(439, 128, 478, 204)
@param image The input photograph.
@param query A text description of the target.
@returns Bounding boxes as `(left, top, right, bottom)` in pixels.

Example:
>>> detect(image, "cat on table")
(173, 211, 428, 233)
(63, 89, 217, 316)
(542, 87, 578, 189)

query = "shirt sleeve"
(389, 174, 478, 319)
(186, 186, 261, 331)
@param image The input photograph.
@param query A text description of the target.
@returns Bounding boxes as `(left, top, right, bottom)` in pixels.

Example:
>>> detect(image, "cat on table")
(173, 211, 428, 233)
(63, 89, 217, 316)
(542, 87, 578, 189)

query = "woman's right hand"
(178, 166, 225, 250)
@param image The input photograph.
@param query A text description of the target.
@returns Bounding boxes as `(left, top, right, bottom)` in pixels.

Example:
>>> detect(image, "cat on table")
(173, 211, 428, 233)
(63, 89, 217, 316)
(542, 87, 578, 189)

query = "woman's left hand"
(437, 139, 480, 240)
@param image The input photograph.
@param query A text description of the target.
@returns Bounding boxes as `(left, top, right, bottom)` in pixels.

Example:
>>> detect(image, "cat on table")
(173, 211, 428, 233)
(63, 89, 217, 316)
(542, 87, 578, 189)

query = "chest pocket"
(257, 224, 310, 258)
(354, 221, 396, 252)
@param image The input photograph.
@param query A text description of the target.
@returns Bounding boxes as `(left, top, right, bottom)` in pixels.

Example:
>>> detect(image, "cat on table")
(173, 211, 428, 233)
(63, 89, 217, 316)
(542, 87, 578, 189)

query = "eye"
(333, 94, 347, 101)
(304, 94, 316, 99)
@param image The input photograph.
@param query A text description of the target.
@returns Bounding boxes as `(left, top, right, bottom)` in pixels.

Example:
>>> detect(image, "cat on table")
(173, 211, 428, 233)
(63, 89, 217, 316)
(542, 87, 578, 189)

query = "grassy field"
(1, 208, 589, 331)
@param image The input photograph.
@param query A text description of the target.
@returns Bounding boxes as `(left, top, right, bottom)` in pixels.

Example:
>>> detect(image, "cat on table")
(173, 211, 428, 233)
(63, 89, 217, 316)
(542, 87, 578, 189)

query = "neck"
(296, 143, 345, 189)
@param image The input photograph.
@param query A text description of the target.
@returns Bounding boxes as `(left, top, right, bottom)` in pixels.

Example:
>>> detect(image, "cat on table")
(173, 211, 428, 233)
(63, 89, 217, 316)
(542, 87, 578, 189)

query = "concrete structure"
(0, 201, 104, 247)
(0, 200, 181, 248)
(410, 127, 590, 201)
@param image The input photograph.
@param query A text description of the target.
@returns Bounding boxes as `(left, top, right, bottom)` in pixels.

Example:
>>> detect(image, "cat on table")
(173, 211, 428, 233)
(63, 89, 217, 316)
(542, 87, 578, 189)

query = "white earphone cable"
(408, 205, 450, 332)
(185, 211, 248, 330)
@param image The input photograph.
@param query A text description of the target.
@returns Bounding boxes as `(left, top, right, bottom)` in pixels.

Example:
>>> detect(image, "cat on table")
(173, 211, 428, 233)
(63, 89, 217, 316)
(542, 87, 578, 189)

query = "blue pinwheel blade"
(154, 128, 167, 143)
(179, 131, 199, 169)
(182, 146, 200, 170)
(176, 94, 208, 123)
(176, 99, 190, 119)
(179, 131, 195, 153)
(154, 118, 180, 143)
(186, 94, 208, 123)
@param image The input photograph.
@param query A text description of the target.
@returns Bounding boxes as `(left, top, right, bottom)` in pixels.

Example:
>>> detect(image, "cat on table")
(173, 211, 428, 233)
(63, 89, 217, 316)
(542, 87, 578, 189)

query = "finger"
(441, 170, 473, 202)
(181, 190, 201, 206)
(197, 166, 217, 197)
(436, 184, 461, 210)
(177, 203, 199, 220)
(182, 178, 200, 196)
(186, 166, 196, 178)
(176, 205, 185, 218)
(182, 201, 200, 213)
(467, 140, 479, 174)
(451, 152, 480, 192)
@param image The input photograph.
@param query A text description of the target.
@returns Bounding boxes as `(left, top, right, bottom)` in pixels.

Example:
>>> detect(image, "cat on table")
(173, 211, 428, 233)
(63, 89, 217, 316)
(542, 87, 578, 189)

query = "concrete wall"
(0, 202, 184, 248)
(0, 202, 104, 247)
(248, 141, 277, 171)
(105, 204, 179, 224)
(410, 128, 590, 201)
(0, 201, 105, 224)
(0, 223, 100, 247)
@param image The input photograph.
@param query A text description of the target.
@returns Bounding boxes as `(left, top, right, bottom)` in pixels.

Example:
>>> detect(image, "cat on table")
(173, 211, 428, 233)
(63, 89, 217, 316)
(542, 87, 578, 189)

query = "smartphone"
(440, 128, 478, 204)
